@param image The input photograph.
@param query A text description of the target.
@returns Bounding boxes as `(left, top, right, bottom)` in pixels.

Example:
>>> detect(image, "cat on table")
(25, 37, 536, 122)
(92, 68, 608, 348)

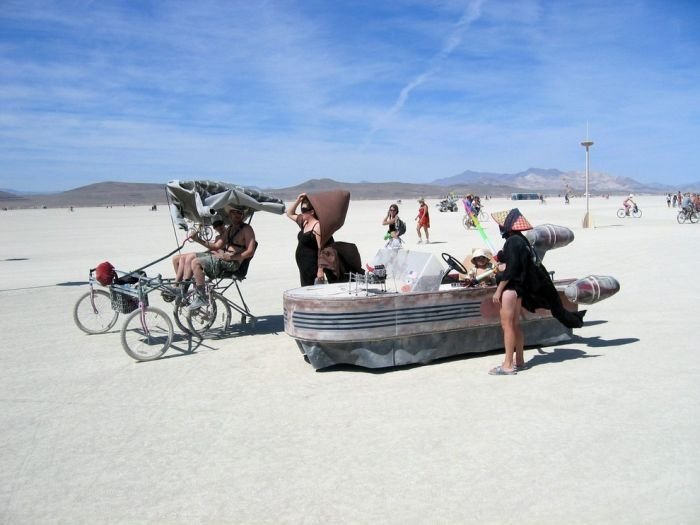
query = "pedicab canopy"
(166, 180, 286, 229)
(305, 190, 350, 249)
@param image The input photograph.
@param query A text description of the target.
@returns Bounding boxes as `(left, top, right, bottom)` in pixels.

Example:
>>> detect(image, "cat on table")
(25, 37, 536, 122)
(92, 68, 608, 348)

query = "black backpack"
(395, 217, 407, 237)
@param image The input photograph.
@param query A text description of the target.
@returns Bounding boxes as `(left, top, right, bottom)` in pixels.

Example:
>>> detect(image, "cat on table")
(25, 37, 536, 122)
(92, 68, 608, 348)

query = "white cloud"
(0, 0, 699, 190)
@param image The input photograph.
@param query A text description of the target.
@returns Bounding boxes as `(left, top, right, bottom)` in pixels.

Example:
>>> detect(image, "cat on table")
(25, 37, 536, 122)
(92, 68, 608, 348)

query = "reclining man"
(188, 206, 257, 310)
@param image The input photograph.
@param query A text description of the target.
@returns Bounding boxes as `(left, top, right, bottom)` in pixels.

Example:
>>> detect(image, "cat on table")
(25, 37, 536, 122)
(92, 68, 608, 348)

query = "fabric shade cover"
(306, 190, 350, 249)
(167, 180, 285, 229)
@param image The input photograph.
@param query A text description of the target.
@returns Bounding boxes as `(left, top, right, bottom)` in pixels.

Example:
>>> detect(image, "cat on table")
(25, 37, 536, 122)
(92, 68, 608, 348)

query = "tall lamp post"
(581, 138, 594, 228)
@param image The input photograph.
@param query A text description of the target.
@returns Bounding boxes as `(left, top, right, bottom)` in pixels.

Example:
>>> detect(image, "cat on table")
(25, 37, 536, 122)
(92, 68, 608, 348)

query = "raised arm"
(286, 193, 306, 222)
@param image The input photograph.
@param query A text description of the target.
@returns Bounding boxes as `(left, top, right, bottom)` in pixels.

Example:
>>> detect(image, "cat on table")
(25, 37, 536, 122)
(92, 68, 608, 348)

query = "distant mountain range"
(1, 170, 697, 209)
(431, 167, 680, 193)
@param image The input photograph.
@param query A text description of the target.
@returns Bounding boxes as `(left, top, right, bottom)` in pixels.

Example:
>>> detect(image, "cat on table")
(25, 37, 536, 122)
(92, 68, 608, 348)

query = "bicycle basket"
(109, 287, 146, 314)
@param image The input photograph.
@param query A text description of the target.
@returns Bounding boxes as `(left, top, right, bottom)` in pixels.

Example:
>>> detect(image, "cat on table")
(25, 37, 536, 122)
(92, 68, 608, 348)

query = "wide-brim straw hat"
(491, 208, 533, 232)
(470, 247, 494, 265)
(463, 247, 494, 271)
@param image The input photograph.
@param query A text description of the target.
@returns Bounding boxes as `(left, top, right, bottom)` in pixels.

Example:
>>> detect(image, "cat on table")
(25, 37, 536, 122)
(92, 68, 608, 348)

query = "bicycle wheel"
(690, 211, 699, 224)
(172, 290, 195, 334)
(632, 208, 642, 218)
(616, 209, 626, 218)
(677, 211, 687, 224)
(478, 210, 489, 222)
(73, 289, 119, 334)
(187, 292, 231, 337)
(121, 307, 173, 361)
(462, 215, 473, 230)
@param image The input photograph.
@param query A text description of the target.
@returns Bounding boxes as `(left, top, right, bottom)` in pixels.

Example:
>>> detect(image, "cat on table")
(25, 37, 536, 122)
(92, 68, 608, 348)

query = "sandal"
(489, 365, 517, 375)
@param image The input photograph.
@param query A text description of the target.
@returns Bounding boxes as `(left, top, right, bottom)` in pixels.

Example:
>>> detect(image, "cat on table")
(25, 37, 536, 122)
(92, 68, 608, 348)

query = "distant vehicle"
(436, 197, 459, 212)
(511, 193, 540, 200)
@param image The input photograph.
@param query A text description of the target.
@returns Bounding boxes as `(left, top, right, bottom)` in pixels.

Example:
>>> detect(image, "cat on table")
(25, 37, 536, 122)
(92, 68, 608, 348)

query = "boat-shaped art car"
(284, 224, 620, 370)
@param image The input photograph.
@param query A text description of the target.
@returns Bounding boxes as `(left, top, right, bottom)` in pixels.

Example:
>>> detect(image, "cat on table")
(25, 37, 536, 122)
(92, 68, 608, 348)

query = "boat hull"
(284, 281, 579, 369)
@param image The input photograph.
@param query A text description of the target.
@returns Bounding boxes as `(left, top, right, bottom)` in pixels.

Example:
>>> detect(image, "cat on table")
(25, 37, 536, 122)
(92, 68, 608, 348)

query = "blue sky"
(1, 0, 699, 192)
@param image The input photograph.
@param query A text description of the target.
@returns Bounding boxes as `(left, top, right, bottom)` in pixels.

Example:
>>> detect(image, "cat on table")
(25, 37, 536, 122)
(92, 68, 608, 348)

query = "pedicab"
(73, 180, 285, 361)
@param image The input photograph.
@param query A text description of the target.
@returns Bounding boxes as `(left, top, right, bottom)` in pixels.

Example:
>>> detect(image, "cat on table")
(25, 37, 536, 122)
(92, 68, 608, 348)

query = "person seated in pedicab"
(171, 218, 227, 292)
(188, 206, 256, 310)
(464, 247, 497, 287)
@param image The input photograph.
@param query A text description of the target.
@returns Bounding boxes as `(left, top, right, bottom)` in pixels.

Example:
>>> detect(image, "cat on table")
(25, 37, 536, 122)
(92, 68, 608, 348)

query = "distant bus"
(511, 193, 541, 200)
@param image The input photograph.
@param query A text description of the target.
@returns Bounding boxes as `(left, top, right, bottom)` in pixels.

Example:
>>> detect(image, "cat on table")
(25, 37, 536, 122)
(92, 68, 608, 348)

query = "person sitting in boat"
(464, 248, 497, 287)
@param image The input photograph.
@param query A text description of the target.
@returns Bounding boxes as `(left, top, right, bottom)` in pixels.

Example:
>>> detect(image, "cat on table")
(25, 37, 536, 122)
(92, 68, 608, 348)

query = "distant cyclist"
(622, 194, 636, 216)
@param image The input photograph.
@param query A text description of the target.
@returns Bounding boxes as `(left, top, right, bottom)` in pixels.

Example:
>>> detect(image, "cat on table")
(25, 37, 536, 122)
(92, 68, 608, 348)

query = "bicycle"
(462, 209, 488, 230)
(116, 274, 175, 362)
(172, 287, 231, 336)
(74, 268, 186, 337)
(72, 268, 120, 334)
(177, 260, 257, 338)
(617, 204, 642, 218)
(677, 207, 699, 224)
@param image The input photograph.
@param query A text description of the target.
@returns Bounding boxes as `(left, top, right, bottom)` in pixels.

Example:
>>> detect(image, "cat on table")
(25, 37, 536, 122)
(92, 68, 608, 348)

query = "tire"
(632, 208, 642, 218)
(73, 289, 119, 334)
(478, 210, 488, 222)
(690, 211, 699, 224)
(121, 307, 173, 361)
(172, 290, 196, 334)
(616, 209, 626, 218)
(677, 211, 687, 224)
(186, 292, 231, 337)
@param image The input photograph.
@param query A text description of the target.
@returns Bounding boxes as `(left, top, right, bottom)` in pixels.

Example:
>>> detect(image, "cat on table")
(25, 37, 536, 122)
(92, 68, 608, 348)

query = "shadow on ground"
(135, 314, 285, 363)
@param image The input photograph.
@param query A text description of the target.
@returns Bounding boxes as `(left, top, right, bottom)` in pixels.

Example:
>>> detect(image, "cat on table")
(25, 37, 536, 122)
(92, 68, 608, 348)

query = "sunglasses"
(301, 207, 313, 213)
(229, 209, 244, 215)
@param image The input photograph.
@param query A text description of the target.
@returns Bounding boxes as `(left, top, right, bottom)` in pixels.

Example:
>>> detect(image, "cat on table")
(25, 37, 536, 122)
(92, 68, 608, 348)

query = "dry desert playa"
(1, 195, 698, 524)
